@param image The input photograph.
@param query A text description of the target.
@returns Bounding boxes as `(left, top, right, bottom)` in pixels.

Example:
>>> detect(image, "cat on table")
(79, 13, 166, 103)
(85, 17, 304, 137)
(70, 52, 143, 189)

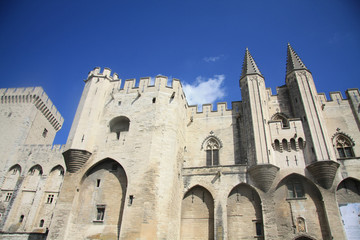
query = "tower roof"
(286, 43, 308, 75)
(240, 48, 262, 79)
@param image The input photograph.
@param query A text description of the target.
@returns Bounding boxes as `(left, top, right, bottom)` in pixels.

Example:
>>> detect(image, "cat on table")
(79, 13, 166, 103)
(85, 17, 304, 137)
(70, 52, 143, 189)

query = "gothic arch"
(336, 178, 360, 240)
(293, 234, 317, 240)
(227, 183, 263, 239)
(49, 165, 65, 176)
(332, 132, 355, 158)
(1, 164, 21, 190)
(271, 113, 290, 128)
(181, 185, 214, 239)
(274, 173, 330, 239)
(71, 158, 128, 240)
(201, 135, 222, 166)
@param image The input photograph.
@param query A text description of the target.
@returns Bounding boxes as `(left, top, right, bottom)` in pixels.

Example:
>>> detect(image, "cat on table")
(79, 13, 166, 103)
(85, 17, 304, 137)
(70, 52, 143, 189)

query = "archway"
(336, 178, 360, 239)
(274, 174, 330, 239)
(70, 159, 127, 240)
(227, 183, 263, 239)
(181, 185, 214, 240)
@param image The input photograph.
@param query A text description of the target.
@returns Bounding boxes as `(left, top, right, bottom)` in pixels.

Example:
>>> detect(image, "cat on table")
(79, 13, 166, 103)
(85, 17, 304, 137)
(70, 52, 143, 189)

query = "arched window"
(109, 116, 130, 140)
(298, 138, 305, 150)
(274, 139, 280, 151)
(205, 138, 220, 166)
(272, 113, 289, 128)
(290, 138, 296, 151)
(334, 134, 355, 158)
(282, 139, 288, 152)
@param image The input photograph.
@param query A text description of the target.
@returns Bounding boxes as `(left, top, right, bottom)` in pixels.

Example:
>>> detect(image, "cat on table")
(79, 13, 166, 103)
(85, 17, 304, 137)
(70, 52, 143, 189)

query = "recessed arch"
(336, 177, 360, 240)
(274, 173, 330, 239)
(27, 164, 43, 176)
(181, 185, 214, 239)
(109, 116, 130, 140)
(49, 165, 65, 176)
(227, 183, 263, 239)
(271, 113, 290, 128)
(8, 164, 22, 175)
(332, 133, 355, 158)
(72, 158, 128, 239)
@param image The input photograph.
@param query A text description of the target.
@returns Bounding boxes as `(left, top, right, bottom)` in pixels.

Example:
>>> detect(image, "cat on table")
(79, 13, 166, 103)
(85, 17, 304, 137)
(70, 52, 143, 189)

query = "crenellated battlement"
(0, 87, 64, 131)
(87, 67, 119, 81)
(17, 144, 65, 153)
(318, 88, 360, 105)
(187, 101, 241, 118)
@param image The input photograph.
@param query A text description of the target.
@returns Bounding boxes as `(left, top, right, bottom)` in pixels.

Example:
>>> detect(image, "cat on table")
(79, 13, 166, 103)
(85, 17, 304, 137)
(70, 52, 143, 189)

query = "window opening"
(152, 97, 156, 103)
(12, 168, 18, 175)
(96, 179, 101, 187)
(39, 219, 44, 227)
(335, 135, 355, 158)
(255, 221, 263, 236)
(205, 137, 221, 166)
(47, 194, 54, 204)
(42, 128, 48, 138)
(287, 181, 305, 198)
(282, 139, 288, 152)
(129, 195, 134, 206)
(96, 206, 105, 221)
(290, 138, 296, 151)
(118, 101, 121, 106)
(19, 215, 24, 223)
(274, 139, 280, 151)
(298, 138, 304, 150)
(110, 116, 130, 140)
(5, 192, 12, 202)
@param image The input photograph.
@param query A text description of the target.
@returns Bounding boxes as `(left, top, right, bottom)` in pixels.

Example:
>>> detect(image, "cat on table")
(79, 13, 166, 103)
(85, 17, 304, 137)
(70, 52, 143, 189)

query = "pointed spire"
(240, 48, 262, 79)
(286, 43, 308, 75)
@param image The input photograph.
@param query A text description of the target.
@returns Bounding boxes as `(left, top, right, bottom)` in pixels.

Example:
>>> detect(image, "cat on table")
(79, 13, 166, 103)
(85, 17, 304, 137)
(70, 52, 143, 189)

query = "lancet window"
(205, 138, 220, 166)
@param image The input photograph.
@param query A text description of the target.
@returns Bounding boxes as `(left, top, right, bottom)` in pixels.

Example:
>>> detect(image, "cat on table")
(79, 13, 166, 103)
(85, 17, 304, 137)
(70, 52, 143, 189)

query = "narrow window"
(255, 222, 263, 236)
(42, 128, 48, 138)
(290, 138, 296, 151)
(39, 219, 44, 227)
(152, 97, 156, 103)
(19, 215, 24, 223)
(205, 137, 221, 166)
(298, 138, 304, 150)
(5, 192, 12, 202)
(282, 139, 288, 152)
(274, 139, 280, 151)
(97, 179, 101, 187)
(129, 195, 134, 206)
(118, 101, 121, 106)
(47, 194, 54, 204)
(96, 206, 105, 221)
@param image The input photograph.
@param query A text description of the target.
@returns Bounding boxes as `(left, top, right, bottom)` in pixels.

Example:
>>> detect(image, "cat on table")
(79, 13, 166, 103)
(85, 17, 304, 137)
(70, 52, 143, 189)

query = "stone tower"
(49, 70, 188, 239)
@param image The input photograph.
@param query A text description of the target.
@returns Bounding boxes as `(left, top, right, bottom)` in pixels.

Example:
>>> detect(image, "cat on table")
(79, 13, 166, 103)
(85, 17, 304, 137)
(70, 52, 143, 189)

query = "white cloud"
(183, 75, 226, 107)
(203, 55, 224, 63)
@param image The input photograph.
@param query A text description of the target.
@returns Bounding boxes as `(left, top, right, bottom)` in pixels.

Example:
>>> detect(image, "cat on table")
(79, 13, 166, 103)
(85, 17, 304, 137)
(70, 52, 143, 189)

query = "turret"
(240, 49, 272, 165)
(63, 67, 120, 173)
(285, 44, 338, 189)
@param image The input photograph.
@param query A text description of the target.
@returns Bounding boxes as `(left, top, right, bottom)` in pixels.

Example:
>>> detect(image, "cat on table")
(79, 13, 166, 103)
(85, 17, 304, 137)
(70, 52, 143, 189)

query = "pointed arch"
(201, 135, 222, 166)
(8, 164, 22, 175)
(332, 133, 355, 158)
(271, 113, 290, 128)
(71, 158, 127, 239)
(1, 164, 22, 190)
(336, 178, 360, 240)
(181, 185, 214, 239)
(227, 183, 263, 239)
(27, 164, 43, 176)
(274, 173, 330, 239)
(49, 165, 65, 176)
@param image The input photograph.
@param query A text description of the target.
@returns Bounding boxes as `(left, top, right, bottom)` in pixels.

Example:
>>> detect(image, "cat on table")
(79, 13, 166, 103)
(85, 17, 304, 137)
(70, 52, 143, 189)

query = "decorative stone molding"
(306, 160, 339, 189)
(63, 149, 92, 173)
(248, 164, 279, 192)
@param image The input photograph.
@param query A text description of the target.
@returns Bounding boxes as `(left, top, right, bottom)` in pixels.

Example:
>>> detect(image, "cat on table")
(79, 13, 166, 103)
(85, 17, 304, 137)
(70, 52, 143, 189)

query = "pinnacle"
(286, 43, 307, 75)
(240, 48, 262, 79)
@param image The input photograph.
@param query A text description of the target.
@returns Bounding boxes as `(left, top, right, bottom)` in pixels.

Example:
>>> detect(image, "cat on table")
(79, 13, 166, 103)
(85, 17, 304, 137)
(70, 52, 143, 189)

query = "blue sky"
(0, 0, 359, 145)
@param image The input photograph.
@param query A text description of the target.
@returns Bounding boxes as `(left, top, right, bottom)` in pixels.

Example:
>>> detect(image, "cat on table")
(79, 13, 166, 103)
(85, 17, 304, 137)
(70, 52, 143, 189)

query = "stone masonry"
(0, 44, 359, 240)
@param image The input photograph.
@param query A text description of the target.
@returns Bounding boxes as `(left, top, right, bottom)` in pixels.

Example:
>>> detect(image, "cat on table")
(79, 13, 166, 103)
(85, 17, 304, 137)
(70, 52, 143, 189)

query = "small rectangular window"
(96, 206, 105, 221)
(97, 179, 101, 187)
(118, 101, 121, 106)
(42, 128, 48, 138)
(5, 192, 12, 202)
(47, 194, 54, 204)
